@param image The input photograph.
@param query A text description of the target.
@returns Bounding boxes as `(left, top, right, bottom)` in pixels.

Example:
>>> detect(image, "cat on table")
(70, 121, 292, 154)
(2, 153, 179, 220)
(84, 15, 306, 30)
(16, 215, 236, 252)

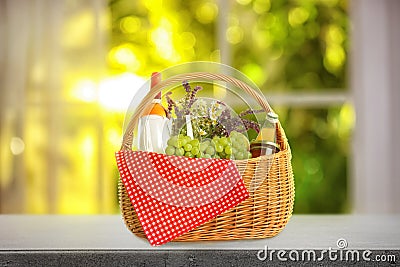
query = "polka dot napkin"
(116, 150, 249, 246)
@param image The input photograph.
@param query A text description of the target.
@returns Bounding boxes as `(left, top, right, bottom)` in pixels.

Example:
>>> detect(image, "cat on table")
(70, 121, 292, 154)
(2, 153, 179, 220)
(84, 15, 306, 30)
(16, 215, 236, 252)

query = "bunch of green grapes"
(198, 131, 251, 160)
(198, 139, 217, 159)
(229, 131, 251, 160)
(165, 132, 251, 160)
(165, 135, 201, 158)
(199, 136, 231, 159)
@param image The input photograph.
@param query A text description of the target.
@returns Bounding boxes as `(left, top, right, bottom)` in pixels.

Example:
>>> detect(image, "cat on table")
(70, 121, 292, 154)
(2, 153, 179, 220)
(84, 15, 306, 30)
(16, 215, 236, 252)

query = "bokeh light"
(196, 2, 218, 24)
(288, 7, 309, 27)
(10, 137, 25, 155)
(120, 16, 141, 34)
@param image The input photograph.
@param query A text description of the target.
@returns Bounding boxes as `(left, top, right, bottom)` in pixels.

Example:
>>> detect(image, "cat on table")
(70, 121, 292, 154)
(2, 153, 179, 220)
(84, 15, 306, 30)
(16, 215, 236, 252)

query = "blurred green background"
(0, 0, 352, 214)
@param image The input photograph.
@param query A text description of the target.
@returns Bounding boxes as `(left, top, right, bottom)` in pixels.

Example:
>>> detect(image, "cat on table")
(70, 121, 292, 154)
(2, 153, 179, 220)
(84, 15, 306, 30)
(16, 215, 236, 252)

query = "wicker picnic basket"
(119, 72, 294, 241)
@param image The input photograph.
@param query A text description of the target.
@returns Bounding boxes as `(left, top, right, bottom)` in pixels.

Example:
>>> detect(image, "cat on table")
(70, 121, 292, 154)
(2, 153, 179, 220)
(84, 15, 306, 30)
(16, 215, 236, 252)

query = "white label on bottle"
(138, 115, 170, 153)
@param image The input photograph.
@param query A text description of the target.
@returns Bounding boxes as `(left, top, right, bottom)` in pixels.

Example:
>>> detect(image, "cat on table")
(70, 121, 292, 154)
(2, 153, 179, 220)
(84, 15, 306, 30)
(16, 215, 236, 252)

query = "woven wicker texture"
(119, 72, 294, 241)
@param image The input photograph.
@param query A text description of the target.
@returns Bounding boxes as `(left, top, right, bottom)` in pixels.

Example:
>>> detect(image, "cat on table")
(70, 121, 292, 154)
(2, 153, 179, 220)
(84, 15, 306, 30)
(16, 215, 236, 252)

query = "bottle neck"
(266, 112, 279, 124)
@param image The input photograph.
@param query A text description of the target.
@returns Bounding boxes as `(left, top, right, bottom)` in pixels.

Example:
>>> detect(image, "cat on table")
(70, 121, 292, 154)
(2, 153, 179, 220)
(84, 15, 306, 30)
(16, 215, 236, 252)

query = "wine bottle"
(256, 112, 278, 143)
(250, 112, 280, 157)
(137, 72, 170, 153)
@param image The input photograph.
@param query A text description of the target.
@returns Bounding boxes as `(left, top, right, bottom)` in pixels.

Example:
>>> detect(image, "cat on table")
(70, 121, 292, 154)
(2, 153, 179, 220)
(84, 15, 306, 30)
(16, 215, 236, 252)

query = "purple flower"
(188, 86, 203, 109)
(182, 80, 191, 93)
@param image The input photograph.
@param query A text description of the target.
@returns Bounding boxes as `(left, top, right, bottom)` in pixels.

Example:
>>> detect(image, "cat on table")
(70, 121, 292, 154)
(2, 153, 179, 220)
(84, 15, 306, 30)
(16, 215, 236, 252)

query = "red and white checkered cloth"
(116, 150, 249, 246)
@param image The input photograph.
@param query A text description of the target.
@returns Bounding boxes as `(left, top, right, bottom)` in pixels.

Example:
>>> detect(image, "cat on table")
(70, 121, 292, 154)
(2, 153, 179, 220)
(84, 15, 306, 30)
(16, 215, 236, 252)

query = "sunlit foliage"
(0, 0, 350, 214)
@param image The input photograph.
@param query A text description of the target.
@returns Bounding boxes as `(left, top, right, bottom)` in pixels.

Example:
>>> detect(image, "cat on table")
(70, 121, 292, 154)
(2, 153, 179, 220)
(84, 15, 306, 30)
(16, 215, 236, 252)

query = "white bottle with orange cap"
(137, 72, 170, 153)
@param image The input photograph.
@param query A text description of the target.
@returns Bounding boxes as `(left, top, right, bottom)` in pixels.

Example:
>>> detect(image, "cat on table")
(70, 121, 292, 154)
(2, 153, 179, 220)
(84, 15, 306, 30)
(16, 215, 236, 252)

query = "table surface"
(1, 214, 399, 250)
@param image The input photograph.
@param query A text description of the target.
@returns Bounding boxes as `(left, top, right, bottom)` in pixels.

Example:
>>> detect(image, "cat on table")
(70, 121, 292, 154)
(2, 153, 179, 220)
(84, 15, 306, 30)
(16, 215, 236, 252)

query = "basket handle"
(121, 72, 273, 150)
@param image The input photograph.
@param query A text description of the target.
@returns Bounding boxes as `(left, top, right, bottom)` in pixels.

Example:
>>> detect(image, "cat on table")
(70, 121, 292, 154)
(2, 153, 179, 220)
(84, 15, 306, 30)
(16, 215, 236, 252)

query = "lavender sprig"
(182, 80, 191, 93)
(216, 100, 227, 107)
(219, 109, 231, 121)
(239, 108, 264, 118)
(165, 91, 174, 114)
(166, 91, 183, 118)
(241, 118, 260, 133)
(224, 118, 245, 134)
(188, 86, 202, 109)
(217, 107, 261, 134)
(182, 80, 196, 115)
(184, 83, 191, 115)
